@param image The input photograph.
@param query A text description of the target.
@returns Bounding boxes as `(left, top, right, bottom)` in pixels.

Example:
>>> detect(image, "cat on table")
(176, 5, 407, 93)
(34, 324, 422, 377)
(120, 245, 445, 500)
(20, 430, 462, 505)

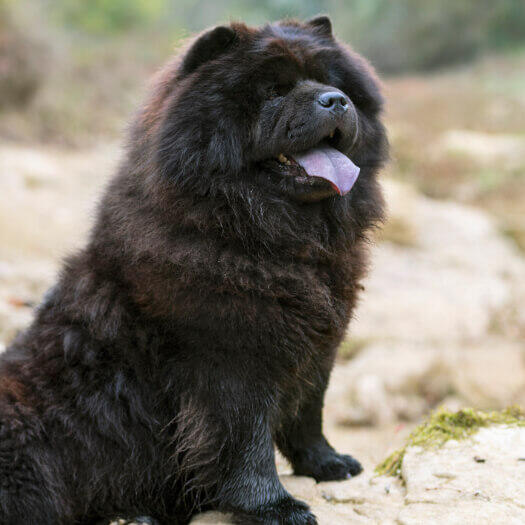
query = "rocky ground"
(192, 422, 525, 524)
(1, 143, 525, 523)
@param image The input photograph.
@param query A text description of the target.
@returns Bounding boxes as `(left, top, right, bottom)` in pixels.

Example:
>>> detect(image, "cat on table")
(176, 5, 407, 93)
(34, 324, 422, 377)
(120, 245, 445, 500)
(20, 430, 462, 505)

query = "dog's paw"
(234, 497, 317, 525)
(311, 452, 362, 481)
(293, 444, 363, 482)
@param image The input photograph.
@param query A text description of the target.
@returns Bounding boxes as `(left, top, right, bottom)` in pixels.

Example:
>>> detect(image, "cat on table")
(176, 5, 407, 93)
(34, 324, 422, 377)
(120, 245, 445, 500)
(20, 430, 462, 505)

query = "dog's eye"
(268, 82, 294, 98)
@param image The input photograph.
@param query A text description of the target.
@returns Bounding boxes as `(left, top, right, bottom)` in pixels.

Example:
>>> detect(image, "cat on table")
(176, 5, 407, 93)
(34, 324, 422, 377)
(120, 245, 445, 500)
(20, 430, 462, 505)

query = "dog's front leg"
(275, 369, 362, 482)
(179, 367, 317, 525)
(214, 409, 316, 525)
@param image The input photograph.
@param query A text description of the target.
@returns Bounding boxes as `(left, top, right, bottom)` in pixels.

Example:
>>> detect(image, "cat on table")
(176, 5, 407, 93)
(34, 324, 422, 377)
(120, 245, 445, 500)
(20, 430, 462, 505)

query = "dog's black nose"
(317, 91, 349, 115)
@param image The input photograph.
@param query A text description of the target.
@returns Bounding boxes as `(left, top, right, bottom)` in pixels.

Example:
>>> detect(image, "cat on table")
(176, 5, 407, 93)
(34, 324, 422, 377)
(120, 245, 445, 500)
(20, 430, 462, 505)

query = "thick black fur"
(0, 16, 387, 525)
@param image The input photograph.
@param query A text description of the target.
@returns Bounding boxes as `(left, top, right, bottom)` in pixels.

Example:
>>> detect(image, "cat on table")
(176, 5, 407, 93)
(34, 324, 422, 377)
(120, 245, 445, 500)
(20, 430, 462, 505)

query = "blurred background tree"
(333, 0, 525, 72)
(3, 0, 525, 113)
(50, 0, 166, 35)
(0, 0, 50, 109)
(38, 0, 525, 72)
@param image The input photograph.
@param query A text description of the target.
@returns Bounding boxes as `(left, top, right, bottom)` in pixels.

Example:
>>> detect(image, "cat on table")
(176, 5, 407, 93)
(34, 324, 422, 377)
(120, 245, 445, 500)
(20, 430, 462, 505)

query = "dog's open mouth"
(276, 129, 360, 196)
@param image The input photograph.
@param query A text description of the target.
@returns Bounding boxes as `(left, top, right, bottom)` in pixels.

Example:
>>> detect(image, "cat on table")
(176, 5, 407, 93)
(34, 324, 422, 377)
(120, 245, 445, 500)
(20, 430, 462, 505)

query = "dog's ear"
(306, 15, 333, 37)
(181, 26, 237, 76)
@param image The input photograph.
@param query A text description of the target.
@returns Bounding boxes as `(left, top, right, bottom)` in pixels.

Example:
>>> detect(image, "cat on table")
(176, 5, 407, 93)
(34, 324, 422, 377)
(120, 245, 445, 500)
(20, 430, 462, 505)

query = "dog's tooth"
(278, 153, 287, 163)
(329, 130, 335, 139)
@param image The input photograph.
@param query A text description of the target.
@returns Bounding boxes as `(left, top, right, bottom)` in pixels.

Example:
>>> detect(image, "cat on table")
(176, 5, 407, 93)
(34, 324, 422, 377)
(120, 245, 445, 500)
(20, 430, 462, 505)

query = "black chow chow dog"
(0, 16, 387, 525)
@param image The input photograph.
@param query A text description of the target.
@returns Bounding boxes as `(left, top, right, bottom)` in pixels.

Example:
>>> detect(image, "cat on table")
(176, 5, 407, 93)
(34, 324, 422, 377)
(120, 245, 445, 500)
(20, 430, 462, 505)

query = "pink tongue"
(292, 145, 360, 196)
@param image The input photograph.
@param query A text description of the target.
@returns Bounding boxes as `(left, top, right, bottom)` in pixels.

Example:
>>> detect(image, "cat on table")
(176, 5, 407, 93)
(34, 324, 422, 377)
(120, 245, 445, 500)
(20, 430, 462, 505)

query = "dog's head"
(138, 16, 387, 203)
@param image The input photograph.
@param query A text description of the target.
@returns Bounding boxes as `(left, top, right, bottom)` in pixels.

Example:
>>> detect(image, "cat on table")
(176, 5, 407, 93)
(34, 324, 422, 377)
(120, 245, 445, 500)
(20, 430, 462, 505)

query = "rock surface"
(353, 179, 525, 344)
(190, 473, 404, 524)
(399, 425, 525, 525)
(190, 425, 525, 524)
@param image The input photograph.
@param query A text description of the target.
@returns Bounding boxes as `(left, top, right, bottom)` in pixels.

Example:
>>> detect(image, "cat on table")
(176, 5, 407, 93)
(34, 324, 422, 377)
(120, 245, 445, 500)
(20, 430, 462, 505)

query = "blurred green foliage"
(51, 0, 166, 35)
(42, 0, 525, 72)
(336, 0, 525, 72)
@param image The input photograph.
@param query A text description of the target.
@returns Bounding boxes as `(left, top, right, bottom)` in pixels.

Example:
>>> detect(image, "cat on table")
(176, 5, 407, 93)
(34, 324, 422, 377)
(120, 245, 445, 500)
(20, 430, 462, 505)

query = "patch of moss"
(375, 406, 525, 478)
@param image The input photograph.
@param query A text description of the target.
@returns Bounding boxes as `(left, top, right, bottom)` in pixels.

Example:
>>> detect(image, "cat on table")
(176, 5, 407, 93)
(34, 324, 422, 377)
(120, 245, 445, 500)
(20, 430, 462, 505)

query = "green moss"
(375, 406, 525, 478)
